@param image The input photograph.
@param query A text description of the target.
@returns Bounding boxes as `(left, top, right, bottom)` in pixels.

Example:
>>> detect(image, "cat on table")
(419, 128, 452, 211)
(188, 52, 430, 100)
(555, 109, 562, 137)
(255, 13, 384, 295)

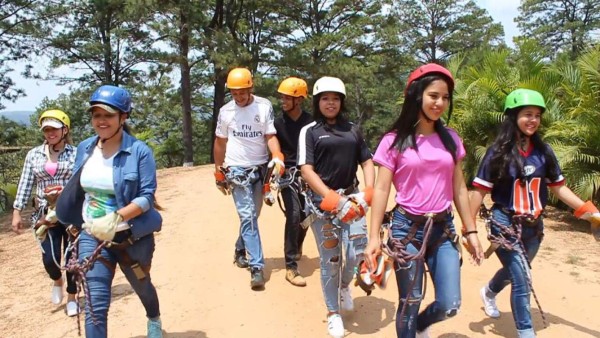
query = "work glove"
(263, 182, 275, 206)
(43, 185, 63, 224)
(337, 199, 367, 223)
(319, 190, 348, 213)
(83, 212, 123, 242)
(574, 201, 600, 241)
(214, 170, 230, 195)
(267, 152, 285, 181)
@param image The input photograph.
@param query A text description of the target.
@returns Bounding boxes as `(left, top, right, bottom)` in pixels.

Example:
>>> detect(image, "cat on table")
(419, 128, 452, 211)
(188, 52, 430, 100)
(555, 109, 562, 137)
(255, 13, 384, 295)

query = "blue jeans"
(308, 191, 367, 313)
(390, 210, 461, 338)
(79, 231, 160, 338)
(41, 223, 77, 294)
(487, 208, 543, 338)
(226, 166, 265, 269)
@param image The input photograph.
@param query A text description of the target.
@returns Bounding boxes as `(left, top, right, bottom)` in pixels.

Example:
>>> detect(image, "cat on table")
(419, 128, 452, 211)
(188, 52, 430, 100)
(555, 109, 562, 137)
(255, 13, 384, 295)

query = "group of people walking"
(213, 65, 600, 338)
(10, 63, 600, 338)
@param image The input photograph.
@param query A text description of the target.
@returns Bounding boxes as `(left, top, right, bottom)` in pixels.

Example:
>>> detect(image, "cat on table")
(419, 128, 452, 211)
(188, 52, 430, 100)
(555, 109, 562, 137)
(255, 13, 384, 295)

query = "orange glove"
(337, 199, 364, 223)
(363, 186, 373, 206)
(214, 170, 230, 195)
(574, 200, 599, 220)
(319, 190, 347, 213)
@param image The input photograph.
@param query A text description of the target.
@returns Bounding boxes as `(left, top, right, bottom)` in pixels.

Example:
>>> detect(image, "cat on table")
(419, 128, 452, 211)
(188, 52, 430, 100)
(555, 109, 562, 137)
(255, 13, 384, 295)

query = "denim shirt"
(56, 131, 162, 240)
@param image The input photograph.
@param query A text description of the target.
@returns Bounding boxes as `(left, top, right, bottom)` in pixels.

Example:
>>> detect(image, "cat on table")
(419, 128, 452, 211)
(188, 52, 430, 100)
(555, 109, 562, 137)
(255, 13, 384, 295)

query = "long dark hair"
(387, 74, 457, 162)
(488, 108, 560, 184)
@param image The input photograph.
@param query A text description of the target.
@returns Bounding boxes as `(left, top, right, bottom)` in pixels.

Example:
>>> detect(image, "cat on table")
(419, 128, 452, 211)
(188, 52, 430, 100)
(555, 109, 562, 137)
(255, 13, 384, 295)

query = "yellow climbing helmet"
(38, 109, 71, 129)
(277, 77, 308, 98)
(226, 68, 253, 89)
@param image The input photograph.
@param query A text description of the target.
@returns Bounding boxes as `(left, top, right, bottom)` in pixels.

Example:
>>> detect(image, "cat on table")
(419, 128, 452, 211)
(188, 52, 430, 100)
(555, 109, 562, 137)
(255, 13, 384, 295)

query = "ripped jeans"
(486, 208, 543, 338)
(391, 210, 460, 337)
(309, 192, 367, 313)
(226, 165, 265, 270)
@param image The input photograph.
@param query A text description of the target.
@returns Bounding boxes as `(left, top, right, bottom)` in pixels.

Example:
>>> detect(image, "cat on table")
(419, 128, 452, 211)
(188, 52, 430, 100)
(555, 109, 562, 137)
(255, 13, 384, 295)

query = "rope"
(63, 237, 111, 336)
(381, 216, 435, 332)
(479, 206, 548, 328)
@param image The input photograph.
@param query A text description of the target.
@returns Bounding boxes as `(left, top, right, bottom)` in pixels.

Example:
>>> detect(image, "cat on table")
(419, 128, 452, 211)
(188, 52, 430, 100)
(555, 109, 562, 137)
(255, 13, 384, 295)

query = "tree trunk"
(179, 9, 194, 166)
(210, 68, 226, 163)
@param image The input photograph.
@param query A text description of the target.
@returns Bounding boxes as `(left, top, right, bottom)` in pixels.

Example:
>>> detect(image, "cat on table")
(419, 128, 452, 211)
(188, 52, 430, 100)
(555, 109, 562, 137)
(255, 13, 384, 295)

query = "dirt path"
(1, 164, 599, 338)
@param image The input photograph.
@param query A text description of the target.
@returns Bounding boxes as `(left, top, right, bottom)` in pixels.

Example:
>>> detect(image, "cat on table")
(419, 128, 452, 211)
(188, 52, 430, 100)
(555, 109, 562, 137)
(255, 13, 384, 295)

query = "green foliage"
(516, 0, 600, 60)
(0, 0, 42, 108)
(387, 0, 504, 63)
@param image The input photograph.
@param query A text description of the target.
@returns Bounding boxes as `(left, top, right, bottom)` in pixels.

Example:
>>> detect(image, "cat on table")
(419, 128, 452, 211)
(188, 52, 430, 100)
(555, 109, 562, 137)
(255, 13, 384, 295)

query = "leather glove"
(267, 152, 285, 181)
(574, 201, 600, 241)
(43, 185, 63, 206)
(319, 190, 348, 213)
(214, 170, 230, 195)
(348, 191, 369, 214)
(45, 208, 58, 224)
(337, 199, 366, 223)
(83, 212, 123, 242)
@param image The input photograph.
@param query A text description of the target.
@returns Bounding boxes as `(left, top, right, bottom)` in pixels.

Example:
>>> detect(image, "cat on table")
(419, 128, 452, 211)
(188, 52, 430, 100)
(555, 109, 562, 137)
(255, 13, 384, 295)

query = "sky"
(0, 0, 521, 112)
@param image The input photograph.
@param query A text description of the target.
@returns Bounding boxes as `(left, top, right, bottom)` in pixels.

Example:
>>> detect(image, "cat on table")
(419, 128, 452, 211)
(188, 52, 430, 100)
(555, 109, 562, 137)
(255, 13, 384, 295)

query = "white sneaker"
(480, 286, 500, 318)
(340, 287, 354, 312)
(416, 327, 431, 338)
(51, 285, 64, 305)
(66, 301, 79, 317)
(327, 314, 344, 338)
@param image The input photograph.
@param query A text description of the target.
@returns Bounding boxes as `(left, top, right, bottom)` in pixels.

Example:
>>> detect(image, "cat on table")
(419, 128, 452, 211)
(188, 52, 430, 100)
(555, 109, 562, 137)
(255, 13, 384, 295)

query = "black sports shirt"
(274, 110, 313, 167)
(298, 120, 371, 190)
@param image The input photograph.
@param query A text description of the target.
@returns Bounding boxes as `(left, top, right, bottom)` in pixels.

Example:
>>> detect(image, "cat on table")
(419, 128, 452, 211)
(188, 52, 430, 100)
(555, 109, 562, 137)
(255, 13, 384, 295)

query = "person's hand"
(83, 212, 123, 242)
(214, 170, 230, 195)
(339, 193, 369, 223)
(45, 208, 58, 224)
(319, 190, 347, 213)
(587, 212, 600, 241)
(268, 152, 285, 180)
(464, 232, 484, 265)
(11, 211, 23, 234)
(364, 239, 382, 272)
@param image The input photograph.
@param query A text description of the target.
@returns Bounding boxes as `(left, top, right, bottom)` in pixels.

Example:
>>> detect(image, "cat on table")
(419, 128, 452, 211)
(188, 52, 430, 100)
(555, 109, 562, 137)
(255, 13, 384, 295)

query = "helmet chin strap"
(98, 124, 123, 149)
(49, 128, 68, 153)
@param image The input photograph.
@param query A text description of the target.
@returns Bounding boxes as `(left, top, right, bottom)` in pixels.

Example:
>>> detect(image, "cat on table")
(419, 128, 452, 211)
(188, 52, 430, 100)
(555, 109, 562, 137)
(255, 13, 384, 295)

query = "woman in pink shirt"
(364, 64, 483, 338)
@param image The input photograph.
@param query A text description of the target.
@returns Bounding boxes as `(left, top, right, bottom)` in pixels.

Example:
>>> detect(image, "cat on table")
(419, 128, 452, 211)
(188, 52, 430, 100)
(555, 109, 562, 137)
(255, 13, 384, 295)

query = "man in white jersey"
(213, 67, 284, 290)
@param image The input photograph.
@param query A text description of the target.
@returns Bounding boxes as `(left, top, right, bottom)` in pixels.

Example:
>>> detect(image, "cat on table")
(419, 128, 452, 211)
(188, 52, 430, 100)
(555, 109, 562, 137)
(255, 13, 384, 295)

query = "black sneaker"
(250, 268, 265, 290)
(233, 250, 249, 269)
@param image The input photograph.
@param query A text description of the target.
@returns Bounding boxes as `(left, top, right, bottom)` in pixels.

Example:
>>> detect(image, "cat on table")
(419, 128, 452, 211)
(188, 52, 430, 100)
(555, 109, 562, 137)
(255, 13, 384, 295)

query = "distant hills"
(0, 110, 34, 125)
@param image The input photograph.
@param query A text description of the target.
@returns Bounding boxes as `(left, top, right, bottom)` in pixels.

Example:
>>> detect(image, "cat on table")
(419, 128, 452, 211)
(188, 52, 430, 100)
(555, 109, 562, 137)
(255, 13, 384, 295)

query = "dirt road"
(1, 165, 599, 337)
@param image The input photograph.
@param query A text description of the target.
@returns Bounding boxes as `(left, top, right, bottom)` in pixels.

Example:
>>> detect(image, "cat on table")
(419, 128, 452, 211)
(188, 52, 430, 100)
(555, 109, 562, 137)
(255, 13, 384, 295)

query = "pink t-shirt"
(373, 129, 466, 214)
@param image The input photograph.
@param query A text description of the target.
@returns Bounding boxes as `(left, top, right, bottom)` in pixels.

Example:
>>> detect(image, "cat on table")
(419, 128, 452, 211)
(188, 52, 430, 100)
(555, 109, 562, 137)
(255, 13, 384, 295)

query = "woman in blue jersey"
(470, 89, 599, 338)
(56, 85, 163, 338)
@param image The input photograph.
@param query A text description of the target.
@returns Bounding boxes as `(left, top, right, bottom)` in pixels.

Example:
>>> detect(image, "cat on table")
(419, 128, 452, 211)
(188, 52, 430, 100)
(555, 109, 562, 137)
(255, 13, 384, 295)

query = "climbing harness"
(479, 205, 547, 328)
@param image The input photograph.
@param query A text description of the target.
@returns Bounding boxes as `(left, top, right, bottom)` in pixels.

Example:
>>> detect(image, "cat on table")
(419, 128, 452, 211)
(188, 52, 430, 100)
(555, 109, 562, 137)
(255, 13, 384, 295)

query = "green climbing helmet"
(504, 89, 546, 114)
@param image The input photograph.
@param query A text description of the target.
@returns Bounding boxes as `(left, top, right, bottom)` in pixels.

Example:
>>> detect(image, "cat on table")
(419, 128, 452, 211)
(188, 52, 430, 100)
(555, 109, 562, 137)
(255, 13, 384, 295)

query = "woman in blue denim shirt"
(56, 85, 163, 338)
(470, 89, 599, 338)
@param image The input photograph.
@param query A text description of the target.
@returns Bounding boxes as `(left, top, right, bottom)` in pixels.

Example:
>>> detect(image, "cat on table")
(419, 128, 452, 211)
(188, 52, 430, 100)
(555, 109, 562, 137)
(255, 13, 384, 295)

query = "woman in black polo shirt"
(298, 76, 375, 338)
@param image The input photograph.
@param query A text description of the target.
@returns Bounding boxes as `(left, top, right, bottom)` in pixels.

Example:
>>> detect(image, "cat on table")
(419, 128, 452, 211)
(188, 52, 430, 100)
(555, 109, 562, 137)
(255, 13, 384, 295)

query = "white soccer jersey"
(215, 95, 276, 167)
